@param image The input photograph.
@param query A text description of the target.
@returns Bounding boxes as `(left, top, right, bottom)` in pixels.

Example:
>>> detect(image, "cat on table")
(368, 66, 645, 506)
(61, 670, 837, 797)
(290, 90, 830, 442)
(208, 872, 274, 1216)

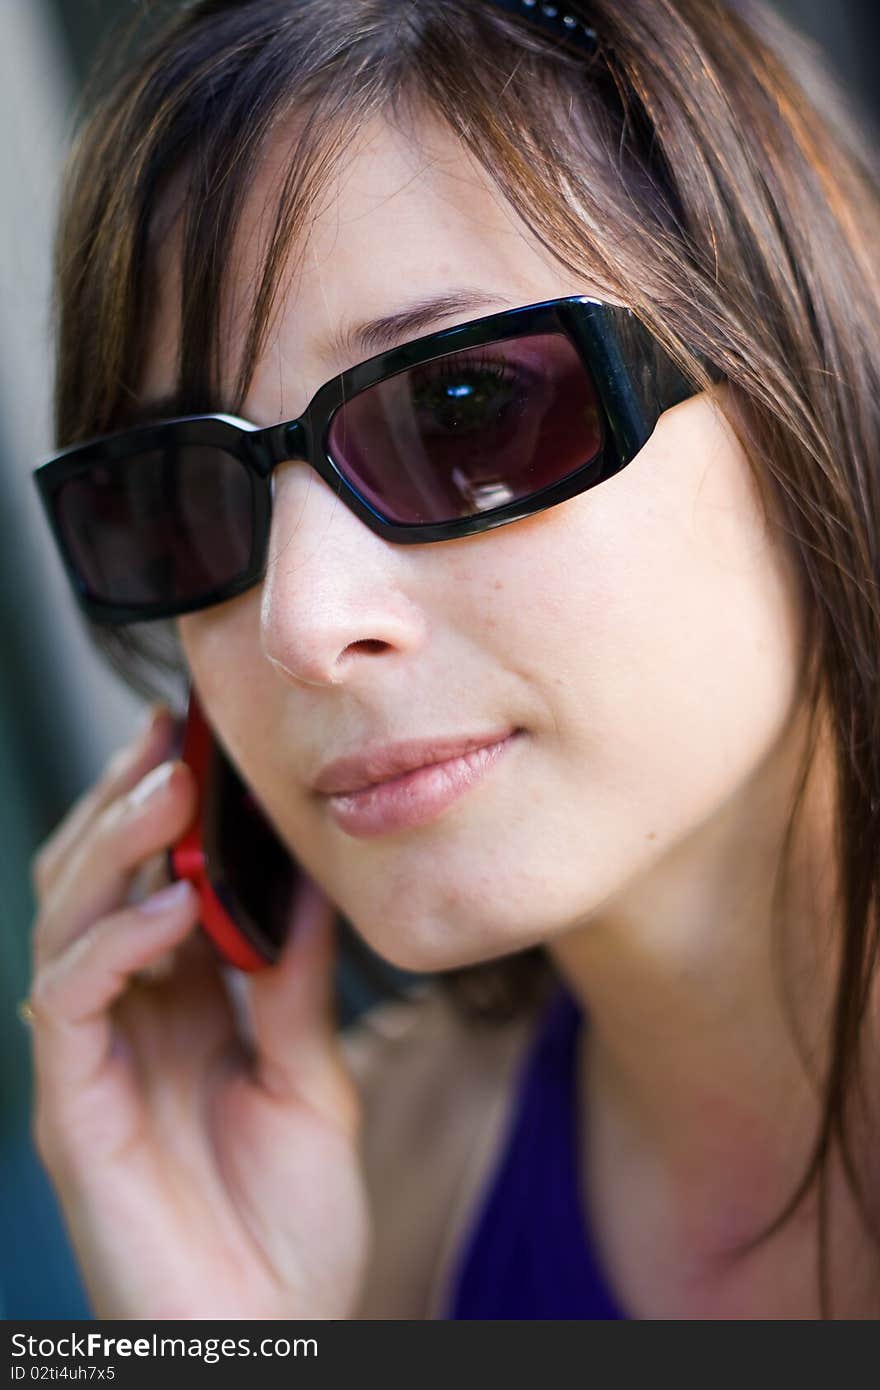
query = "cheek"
(484, 411, 803, 846)
(177, 593, 277, 754)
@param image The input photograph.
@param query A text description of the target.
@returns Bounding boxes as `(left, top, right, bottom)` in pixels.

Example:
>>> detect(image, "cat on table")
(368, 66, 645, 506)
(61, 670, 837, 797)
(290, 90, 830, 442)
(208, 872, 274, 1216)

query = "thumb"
(244, 872, 361, 1136)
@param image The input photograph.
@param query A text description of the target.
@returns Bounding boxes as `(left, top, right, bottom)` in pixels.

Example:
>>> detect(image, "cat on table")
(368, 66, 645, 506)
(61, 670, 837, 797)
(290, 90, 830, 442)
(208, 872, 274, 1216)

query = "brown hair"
(52, 0, 880, 1312)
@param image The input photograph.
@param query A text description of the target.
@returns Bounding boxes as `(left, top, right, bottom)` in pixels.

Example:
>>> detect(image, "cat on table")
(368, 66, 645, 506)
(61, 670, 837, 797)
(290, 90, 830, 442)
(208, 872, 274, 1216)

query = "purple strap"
(440, 980, 626, 1319)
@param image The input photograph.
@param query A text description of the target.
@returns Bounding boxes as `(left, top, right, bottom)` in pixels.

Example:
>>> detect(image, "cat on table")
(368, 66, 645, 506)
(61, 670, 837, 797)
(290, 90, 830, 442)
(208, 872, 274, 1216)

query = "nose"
(259, 459, 428, 687)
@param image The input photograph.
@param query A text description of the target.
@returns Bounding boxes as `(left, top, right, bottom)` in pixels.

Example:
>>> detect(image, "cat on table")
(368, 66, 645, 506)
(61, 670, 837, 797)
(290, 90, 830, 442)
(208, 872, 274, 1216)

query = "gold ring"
(17, 997, 37, 1026)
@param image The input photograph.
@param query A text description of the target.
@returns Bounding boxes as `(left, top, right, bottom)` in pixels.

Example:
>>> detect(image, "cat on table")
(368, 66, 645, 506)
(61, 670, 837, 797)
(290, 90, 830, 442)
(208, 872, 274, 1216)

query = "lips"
(312, 728, 519, 796)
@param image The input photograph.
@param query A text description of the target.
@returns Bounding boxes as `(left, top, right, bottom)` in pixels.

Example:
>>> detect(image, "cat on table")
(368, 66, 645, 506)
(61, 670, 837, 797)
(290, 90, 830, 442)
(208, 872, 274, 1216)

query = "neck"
(545, 700, 859, 1303)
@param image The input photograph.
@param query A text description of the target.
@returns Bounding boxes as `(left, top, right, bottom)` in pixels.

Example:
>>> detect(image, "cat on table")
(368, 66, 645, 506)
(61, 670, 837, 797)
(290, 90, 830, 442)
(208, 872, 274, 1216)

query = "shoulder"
(341, 981, 544, 1318)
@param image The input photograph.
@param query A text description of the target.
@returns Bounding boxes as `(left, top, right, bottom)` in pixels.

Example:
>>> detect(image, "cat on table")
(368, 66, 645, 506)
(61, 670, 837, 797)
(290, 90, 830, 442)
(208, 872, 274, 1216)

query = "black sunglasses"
(33, 295, 703, 626)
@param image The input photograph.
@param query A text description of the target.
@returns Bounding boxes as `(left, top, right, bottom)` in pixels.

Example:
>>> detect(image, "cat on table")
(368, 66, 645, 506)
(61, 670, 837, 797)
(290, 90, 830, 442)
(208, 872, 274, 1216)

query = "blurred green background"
(1, 0, 877, 1319)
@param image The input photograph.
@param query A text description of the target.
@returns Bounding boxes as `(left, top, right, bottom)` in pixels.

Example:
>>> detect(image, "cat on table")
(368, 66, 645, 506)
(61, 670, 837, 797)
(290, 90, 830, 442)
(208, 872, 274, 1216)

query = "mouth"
(312, 727, 520, 796)
(321, 730, 525, 838)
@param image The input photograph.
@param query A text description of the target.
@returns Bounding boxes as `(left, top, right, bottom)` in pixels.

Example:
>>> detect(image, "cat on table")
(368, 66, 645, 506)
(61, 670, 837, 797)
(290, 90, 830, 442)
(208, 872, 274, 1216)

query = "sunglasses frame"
(33, 295, 702, 626)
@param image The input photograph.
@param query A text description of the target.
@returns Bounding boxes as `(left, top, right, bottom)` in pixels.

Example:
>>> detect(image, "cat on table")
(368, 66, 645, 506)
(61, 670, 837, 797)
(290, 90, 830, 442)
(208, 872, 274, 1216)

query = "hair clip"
(484, 0, 599, 56)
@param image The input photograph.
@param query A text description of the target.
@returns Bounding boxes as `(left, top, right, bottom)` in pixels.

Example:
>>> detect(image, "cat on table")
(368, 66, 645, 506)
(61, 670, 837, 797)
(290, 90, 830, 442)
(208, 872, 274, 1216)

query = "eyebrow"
(130, 287, 514, 426)
(322, 287, 513, 362)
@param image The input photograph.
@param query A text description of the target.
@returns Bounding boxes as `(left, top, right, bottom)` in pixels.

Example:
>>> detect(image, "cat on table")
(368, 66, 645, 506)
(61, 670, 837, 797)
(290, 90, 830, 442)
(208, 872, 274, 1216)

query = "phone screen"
(204, 740, 302, 960)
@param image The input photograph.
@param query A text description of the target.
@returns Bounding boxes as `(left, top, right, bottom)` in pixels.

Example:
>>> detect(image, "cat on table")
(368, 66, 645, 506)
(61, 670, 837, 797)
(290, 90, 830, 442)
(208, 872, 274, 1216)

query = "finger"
(33, 756, 198, 971)
(31, 704, 180, 903)
(28, 879, 202, 1098)
(126, 914, 229, 1012)
(244, 875, 361, 1138)
(129, 854, 182, 983)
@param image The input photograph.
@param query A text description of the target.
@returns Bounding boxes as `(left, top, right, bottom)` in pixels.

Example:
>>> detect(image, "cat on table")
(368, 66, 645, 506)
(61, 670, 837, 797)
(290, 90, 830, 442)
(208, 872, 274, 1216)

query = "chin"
(355, 902, 549, 976)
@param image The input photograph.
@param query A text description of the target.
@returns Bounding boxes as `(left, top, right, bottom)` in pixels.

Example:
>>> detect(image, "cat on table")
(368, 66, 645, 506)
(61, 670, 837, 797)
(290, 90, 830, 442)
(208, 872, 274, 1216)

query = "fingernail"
(138, 879, 193, 915)
(127, 760, 177, 811)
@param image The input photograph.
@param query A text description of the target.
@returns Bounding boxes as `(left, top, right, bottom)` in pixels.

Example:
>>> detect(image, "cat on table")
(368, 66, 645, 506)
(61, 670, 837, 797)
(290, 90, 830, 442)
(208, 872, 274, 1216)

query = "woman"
(23, 0, 880, 1318)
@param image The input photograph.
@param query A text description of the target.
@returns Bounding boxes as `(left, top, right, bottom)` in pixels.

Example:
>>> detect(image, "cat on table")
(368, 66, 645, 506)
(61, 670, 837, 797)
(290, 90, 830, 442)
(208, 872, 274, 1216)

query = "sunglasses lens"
(326, 331, 604, 525)
(55, 445, 255, 609)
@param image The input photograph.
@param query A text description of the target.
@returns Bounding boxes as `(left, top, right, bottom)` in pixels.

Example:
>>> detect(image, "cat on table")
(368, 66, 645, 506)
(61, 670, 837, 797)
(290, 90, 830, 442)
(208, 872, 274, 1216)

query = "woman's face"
(148, 112, 805, 972)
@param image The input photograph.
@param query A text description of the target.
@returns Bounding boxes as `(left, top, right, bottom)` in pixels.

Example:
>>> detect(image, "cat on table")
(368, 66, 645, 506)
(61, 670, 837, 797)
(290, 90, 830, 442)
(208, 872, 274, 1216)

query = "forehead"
(141, 107, 594, 412)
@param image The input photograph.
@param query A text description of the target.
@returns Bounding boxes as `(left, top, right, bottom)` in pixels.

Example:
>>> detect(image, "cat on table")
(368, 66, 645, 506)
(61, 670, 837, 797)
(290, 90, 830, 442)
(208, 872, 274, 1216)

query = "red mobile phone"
(166, 683, 303, 971)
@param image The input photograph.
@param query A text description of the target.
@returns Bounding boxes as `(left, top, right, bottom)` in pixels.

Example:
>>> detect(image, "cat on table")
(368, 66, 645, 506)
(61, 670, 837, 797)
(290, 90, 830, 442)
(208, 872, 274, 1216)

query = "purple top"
(440, 980, 626, 1319)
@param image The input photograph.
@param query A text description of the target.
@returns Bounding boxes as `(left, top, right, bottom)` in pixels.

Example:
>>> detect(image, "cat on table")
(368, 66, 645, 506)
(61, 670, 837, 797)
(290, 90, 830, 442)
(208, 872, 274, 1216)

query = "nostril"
(347, 639, 390, 655)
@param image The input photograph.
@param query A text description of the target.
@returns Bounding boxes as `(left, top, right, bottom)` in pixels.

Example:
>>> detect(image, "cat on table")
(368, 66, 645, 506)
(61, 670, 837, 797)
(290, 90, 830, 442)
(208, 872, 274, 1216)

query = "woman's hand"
(25, 704, 371, 1320)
